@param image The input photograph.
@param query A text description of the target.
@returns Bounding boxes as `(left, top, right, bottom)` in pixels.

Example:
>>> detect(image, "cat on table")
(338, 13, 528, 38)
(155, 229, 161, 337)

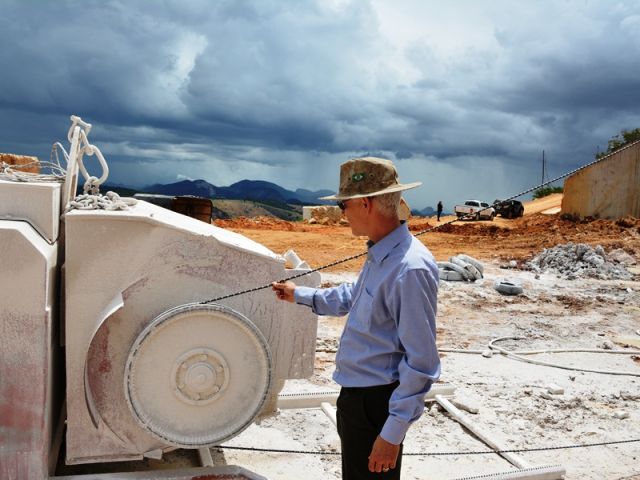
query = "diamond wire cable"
(213, 436, 640, 456)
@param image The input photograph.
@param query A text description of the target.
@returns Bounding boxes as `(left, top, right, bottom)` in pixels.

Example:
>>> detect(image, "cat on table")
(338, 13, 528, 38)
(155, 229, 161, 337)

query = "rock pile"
(527, 243, 634, 280)
(303, 198, 412, 225)
(306, 206, 345, 225)
(438, 254, 484, 282)
(0, 153, 40, 174)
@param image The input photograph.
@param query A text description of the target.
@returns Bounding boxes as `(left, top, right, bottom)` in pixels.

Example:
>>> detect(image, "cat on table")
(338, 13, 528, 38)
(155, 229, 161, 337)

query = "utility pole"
(541, 150, 546, 185)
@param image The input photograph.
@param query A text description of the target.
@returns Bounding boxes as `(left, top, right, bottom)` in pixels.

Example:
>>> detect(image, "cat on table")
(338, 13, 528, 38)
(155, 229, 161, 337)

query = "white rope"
(0, 160, 67, 183)
(2, 115, 137, 212)
(487, 336, 640, 376)
(440, 346, 640, 355)
(439, 336, 640, 377)
(50, 141, 70, 174)
(0, 141, 70, 183)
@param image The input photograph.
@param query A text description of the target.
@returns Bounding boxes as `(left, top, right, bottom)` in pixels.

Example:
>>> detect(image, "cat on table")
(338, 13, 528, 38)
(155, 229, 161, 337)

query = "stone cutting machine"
(0, 117, 320, 479)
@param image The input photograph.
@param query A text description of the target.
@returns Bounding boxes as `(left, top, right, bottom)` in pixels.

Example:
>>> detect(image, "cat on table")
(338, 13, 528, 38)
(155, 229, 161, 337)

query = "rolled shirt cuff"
(380, 415, 409, 445)
(294, 286, 317, 307)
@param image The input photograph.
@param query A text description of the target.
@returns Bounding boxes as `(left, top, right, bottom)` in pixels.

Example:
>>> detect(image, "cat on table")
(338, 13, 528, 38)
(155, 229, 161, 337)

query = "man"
(272, 157, 440, 479)
(437, 200, 443, 222)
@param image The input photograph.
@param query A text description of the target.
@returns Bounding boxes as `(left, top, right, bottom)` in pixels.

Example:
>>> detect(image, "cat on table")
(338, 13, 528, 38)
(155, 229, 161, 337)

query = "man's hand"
(368, 435, 400, 473)
(271, 281, 296, 303)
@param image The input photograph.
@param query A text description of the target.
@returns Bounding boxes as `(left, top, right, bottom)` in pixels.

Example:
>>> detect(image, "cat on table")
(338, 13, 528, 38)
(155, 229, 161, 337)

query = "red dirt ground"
(214, 195, 640, 272)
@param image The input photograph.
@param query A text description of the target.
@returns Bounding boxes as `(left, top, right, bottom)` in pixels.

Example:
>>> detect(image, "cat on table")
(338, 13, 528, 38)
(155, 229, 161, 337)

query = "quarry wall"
(561, 141, 640, 219)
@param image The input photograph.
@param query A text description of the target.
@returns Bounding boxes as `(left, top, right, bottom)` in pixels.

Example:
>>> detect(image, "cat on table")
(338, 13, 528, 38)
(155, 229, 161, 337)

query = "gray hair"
(373, 192, 402, 217)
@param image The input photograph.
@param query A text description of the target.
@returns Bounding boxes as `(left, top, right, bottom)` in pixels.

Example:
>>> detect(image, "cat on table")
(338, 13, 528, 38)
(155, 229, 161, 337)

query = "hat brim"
(319, 181, 422, 201)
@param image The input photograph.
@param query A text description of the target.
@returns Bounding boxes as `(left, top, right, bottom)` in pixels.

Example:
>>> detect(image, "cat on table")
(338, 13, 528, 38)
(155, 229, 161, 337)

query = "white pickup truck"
(454, 200, 495, 220)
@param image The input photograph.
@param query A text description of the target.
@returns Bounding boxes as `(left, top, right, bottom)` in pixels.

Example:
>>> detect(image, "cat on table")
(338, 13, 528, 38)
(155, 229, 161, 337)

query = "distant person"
(272, 157, 440, 479)
(437, 200, 443, 222)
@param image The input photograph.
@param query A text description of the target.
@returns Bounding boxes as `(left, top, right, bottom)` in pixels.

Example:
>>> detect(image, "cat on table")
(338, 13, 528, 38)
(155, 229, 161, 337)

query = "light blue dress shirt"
(294, 222, 441, 445)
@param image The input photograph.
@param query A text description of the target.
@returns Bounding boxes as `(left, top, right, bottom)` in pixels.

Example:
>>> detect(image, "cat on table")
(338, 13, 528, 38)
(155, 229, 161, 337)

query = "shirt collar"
(367, 222, 410, 264)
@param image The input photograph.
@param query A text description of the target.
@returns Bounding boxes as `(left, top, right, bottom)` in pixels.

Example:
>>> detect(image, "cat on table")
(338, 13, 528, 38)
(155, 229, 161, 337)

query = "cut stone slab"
(451, 398, 479, 414)
(546, 384, 565, 395)
(613, 336, 640, 348)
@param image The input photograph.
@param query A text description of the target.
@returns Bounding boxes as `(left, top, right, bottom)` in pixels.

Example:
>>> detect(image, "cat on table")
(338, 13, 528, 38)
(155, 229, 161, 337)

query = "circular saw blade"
(124, 303, 272, 448)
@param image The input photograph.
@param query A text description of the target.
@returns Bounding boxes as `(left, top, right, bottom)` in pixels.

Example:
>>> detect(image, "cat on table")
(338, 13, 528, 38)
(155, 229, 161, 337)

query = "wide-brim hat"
(320, 156, 421, 201)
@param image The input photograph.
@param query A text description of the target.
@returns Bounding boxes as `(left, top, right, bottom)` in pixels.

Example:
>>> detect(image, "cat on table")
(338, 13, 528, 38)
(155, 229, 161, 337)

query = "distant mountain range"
(143, 179, 335, 206)
(102, 178, 437, 216)
(411, 206, 436, 217)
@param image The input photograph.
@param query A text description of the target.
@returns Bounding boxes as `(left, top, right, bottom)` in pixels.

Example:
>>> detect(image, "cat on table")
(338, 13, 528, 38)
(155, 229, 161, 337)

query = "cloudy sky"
(1, 0, 639, 209)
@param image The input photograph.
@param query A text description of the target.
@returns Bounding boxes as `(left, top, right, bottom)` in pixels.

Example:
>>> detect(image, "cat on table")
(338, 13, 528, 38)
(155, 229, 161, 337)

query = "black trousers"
(336, 382, 403, 480)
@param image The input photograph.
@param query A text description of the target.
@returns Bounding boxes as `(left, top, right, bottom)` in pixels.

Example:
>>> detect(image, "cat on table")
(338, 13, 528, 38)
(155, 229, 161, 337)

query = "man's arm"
(368, 266, 440, 472)
(272, 280, 354, 317)
(382, 266, 441, 444)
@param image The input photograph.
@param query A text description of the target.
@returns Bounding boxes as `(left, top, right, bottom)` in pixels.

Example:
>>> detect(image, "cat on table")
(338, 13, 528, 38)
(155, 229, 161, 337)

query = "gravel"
(527, 243, 634, 280)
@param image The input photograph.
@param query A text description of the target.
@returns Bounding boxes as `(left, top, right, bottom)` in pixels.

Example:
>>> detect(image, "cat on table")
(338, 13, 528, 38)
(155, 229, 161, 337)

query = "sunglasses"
(337, 197, 370, 210)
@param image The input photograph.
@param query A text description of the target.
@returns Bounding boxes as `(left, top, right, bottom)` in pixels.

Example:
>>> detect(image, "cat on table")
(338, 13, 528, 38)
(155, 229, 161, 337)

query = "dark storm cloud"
(1, 0, 639, 207)
(449, 3, 640, 165)
(0, 1, 385, 154)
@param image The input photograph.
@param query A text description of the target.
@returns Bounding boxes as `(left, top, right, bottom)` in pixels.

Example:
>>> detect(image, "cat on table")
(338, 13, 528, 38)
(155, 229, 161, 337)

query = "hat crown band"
(343, 175, 397, 195)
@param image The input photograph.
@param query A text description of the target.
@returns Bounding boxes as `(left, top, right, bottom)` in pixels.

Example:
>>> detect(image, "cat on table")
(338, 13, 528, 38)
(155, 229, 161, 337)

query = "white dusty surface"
(217, 261, 640, 480)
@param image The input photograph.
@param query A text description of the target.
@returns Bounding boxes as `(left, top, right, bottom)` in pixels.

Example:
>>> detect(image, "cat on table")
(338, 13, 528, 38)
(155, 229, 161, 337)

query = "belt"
(341, 381, 399, 393)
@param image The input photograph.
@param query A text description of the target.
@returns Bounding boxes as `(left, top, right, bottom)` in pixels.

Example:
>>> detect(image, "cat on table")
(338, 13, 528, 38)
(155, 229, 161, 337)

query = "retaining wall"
(561, 141, 640, 219)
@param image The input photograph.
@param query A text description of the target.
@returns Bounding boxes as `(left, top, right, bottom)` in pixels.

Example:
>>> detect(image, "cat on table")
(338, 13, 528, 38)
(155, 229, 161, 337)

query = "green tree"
(533, 185, 563, 199)
(596, 128, 640, 158)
